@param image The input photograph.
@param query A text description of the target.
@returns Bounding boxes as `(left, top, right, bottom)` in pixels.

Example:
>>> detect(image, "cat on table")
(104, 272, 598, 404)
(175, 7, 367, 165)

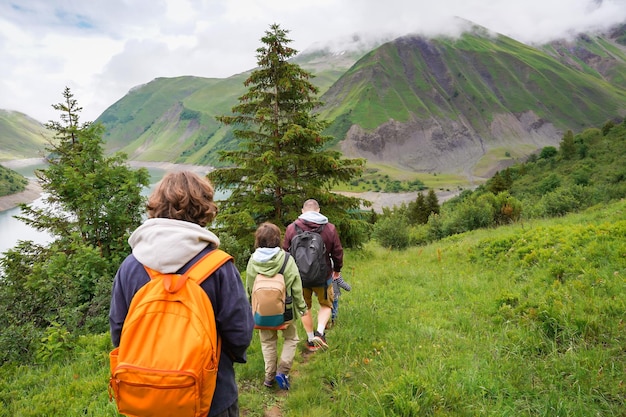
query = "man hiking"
(283, 199, 344, 352)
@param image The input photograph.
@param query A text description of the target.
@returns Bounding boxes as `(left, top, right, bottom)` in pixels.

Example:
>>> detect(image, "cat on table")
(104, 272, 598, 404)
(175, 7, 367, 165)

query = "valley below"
(0, 158, 466, 213)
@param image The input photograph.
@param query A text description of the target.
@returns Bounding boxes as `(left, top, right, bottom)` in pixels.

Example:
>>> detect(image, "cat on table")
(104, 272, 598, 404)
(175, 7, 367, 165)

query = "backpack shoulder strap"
(143, 249, 233, 292)
(279, 252, 290, 275)
(186, 249, 233, 285)
(279, 252, 291, 298)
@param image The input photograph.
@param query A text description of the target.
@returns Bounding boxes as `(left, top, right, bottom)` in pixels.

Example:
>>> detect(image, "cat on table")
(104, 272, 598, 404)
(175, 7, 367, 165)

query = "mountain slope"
(542, 29, 626, 89)
(321, 28, 626, 177)
(97, 47, 368, 166)
(0, 110, 51, 160)
(0, 163, 28, 197)
(99, 76, 222, 161)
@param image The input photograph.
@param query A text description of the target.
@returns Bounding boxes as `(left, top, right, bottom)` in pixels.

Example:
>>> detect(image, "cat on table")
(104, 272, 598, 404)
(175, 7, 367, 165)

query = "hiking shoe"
(306, 340, 319, 352)
(275, 373, 290, 390)
(263, 379, 274, 388)
(335, 275, 351, 291)
(312, 331, 329, 350)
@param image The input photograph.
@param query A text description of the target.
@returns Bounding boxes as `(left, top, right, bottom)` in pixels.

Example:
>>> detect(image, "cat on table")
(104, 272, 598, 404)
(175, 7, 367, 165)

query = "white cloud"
(0, 0, 625, 123)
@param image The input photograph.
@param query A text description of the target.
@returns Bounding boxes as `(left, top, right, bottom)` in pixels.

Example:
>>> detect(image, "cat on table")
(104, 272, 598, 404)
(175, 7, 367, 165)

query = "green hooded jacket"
(245, 248, 307, 318)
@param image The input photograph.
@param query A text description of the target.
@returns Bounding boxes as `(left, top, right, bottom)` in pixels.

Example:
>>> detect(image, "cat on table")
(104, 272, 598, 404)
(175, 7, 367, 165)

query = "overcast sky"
(1, 0, 625, 123)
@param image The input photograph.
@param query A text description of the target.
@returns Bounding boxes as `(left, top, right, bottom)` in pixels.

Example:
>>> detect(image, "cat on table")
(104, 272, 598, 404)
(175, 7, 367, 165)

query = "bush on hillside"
(372, 215, 410, 250)
(439, 195, 495, 235)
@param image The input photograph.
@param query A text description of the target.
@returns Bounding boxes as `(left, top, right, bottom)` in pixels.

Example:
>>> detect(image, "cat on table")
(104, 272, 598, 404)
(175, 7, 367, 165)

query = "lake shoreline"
(0, 179, 43, 212)
(0, 159, 462, 213)
(0, 159, 213, 212)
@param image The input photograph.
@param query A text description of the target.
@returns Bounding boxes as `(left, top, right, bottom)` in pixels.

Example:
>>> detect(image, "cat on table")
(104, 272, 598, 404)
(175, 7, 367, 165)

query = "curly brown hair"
(254, 222, 282, 249)
(146, 171, 218, 227)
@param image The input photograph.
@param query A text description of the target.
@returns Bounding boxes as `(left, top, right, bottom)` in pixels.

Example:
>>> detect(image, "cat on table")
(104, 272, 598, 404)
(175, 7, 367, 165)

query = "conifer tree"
(425, 188, 440, 219)
(408, 192, 427, 225)
(560, 129, 576, 160)
(208, 24, 367, 247)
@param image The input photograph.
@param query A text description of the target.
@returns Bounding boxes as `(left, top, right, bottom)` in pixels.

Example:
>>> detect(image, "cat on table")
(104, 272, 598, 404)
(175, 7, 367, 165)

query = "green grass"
(334, 162, 471, 193)
(2, 199, 624, 416)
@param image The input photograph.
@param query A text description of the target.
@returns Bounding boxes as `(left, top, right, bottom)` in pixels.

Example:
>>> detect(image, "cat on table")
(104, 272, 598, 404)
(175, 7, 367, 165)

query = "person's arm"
(109, 271, 126, 348)
(329, 225, 344, 273)
(282, 222, 297, 251)
(109, 255, 150, 347)
(245, 260, 255, 301)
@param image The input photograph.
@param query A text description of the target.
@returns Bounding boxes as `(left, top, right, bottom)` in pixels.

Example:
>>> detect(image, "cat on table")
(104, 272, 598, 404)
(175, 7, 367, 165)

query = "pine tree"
(425, 188, 440, 220)
(208, 24, 367, 247)
(408, 192, 427, 225)
(560, 129, 576, 160)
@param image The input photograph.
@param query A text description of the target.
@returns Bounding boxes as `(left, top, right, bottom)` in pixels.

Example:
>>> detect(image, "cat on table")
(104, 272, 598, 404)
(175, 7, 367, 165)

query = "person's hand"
(332, 271, 340, 280)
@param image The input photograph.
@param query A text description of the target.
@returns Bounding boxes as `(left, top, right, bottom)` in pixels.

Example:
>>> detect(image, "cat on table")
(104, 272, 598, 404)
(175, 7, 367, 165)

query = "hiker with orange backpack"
(109, 171, 254, 417)
(246, 222, 306, 390)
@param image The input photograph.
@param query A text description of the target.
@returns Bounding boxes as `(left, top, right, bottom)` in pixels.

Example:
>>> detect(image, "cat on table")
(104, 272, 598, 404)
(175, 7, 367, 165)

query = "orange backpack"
(109, 249, 233, 417)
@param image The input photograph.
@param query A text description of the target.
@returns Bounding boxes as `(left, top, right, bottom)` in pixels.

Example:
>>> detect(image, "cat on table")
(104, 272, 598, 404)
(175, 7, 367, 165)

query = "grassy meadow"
(1, 198, 625, 416)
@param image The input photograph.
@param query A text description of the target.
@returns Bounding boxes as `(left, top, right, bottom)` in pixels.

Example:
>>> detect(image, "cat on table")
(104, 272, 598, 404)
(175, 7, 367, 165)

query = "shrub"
(372, 216, 410, 250)
(441, 197, 494, 235)
(537, 173, 561, 194)
(217, 231, 252, 272)
(426, 213, 445, 241)
(538, 185, 590, 217)
(408, 224, 431, 246)
(539, 146, 558, 159)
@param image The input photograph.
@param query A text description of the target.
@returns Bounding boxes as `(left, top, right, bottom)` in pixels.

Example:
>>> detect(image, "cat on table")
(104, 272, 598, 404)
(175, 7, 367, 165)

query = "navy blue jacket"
(110, 246, 254, 417)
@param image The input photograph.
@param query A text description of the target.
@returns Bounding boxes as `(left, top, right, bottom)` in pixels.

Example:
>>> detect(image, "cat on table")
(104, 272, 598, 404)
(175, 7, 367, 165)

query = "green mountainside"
(97, 48, 370, 166)
(94, 26, 626, 178)
(320, 28, 626, 177)
(0, 110, 51, 161)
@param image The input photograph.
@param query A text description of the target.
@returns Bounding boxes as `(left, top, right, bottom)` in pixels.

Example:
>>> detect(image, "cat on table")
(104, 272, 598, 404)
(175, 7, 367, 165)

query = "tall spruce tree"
(208, 24, 368, 247)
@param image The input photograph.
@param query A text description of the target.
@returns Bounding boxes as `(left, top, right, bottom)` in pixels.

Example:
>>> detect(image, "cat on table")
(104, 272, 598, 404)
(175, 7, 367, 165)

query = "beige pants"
(259, 322, 299, 381)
